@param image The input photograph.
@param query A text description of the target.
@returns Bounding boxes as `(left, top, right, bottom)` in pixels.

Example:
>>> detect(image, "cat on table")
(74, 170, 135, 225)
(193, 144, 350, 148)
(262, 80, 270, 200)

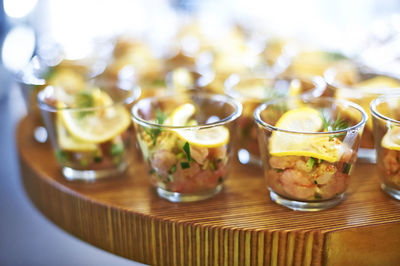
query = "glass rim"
(370, 94, 400, 125)
(254, 96, 368, 135)
(224, 74, 327, 101)
(131, 92, 243, 130)
(325, 68, 400, 95)
(37, 85, 141, 113)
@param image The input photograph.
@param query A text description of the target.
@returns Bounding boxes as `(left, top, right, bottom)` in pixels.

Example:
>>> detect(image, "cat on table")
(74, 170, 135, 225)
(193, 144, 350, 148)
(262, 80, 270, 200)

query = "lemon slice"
(356, 76, 400, 90)
(270, 107, 342, 162)
(170, 103, 229, 147)
(170, 103, 196, 126)
(382, 127, 400, 151)
(59, 90, 131, 143)
(56, 115, 97, 151)
(275, 107, 323, 132)
(176, 127, 230, 148)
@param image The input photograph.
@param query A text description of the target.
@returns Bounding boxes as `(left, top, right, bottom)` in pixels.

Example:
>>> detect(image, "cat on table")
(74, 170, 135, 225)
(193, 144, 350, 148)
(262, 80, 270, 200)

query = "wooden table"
(17, 116, 400, 266)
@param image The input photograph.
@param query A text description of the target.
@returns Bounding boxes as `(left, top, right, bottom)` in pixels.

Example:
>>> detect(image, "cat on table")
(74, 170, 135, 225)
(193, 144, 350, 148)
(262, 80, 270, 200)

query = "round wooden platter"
(17, 116, 400, 266)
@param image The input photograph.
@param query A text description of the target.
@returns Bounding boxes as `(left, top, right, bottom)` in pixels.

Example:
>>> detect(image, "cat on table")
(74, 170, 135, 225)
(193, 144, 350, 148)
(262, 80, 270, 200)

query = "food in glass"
(38, 81, 139, 181)
(371, 95, 400, 200)
(327, 70, 400, 161)
(17, 55, 105, 143)
(254, 97, 367, 211)
(132, 93, 242, 202)
(288, 49, 358, 83)
(224, 73, 327, 164)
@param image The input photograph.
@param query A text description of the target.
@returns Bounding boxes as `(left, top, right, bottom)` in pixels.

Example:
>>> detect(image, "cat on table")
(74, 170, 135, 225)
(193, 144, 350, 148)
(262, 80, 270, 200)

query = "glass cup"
(326, 69, 400, 163)
(224, 73, 327, 165)
(131, 93, 242, 202)
(37, 80, 140, 181)
(254, 97, 367, 211)
(371, 95, 400, 200)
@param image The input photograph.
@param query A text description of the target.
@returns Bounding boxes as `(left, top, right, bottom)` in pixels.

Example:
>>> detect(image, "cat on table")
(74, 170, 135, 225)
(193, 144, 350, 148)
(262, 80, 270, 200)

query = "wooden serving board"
(17, 116, 400, 266)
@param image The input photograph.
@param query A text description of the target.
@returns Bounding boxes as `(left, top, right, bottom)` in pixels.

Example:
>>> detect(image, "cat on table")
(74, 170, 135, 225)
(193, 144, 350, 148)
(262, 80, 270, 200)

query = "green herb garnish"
(169, 165, 177, 174)
(180, 162, 190, 169)
(94, 155, 102, 163)
(274, 168, 283, 173)
(76, 91, 95, 118)
(111, 143, 124, 157)
(209, 161, 217, 171)
(55, 150, 67, 163)
(342, 163, 352, 175)
(314, 180, 318, 185)
(324, 52, 347, 61)
(143, 109, 167, 146)
(314, 194, 322, 200)
(322, 111, 348, 132)
(79, 159, 88, 167)
(218, 177, 223, 183)
(182, 142, 191, 162)
(306, 157, 315, 169)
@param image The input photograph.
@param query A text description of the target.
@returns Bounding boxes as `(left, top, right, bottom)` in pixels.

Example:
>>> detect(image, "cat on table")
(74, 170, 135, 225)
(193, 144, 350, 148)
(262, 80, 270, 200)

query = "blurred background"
(0, 0, 399, 265)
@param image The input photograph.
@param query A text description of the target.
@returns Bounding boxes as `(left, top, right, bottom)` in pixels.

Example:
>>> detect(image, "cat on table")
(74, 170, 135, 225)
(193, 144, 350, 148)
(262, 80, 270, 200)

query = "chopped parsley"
(169, 165, 177, 175)
(306, 157, 315, 169)
(182, 142, 191, 162)
(180, 161, 190, 169)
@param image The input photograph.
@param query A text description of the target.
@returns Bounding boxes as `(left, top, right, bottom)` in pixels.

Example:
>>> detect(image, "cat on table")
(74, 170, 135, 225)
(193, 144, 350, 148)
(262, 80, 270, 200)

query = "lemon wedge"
(382, 127, 400, 151)
(59, 90, 131, 143)
(170, 103, 229, 147)
(270, 107, 342, 162)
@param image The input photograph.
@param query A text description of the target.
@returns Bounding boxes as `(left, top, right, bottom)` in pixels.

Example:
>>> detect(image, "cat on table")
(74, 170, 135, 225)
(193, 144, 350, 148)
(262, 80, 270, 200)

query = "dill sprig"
(143, 108, 167, 146)
(321, 110, 349, 140)
(321, 111, 348, 132)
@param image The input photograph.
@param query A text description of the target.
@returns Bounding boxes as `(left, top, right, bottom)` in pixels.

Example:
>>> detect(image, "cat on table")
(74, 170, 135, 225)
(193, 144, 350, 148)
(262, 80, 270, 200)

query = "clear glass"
(17, 51, 110, 143)
(254, 97, 367, 211)
(37, 79, 140, 181)
(225, 73, 327, 165)
(326, 69, 400, 163)
(132, 93, 242, 202)
(371, 95, 400, 200)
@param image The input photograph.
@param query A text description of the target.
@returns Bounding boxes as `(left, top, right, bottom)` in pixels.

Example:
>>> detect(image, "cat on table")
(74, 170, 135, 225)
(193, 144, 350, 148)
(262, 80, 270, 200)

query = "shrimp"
(383, 150, 400, 174)
(318, 172, 348, 199)
(279, 169, 315, 200)
(269, 156, 298, 169)
(151, 149, 177, 176)
(312, 163, 337, 185)
(190, 145, 209, 164)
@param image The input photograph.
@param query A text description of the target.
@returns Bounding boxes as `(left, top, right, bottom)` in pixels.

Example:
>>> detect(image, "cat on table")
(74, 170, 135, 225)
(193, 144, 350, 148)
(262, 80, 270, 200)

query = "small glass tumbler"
(38, 81, 139, 181)
(224, 73, 327, 165)
(132, 93, 242, 202)
(371, 95, 400, 200)
(254, 97, 367, 211)
(326, 69, 400, 162)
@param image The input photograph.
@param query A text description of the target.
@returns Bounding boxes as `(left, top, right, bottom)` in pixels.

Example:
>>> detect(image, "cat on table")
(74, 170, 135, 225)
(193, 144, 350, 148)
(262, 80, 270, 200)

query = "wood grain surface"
(17, 116, 400, 266)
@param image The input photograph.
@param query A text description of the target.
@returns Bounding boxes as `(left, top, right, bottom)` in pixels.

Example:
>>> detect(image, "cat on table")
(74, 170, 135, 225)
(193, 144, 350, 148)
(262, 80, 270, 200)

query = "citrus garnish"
(382, 127, 400, 151)
(56, 115, 97, 151)
(356, 76, 400, 90)
(270, 107, 343, 162)
(274, 107, 323, 132)
(59, 89, 131, 144)
(170, 103, 196, 126)
(170, 103, 229, 147)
